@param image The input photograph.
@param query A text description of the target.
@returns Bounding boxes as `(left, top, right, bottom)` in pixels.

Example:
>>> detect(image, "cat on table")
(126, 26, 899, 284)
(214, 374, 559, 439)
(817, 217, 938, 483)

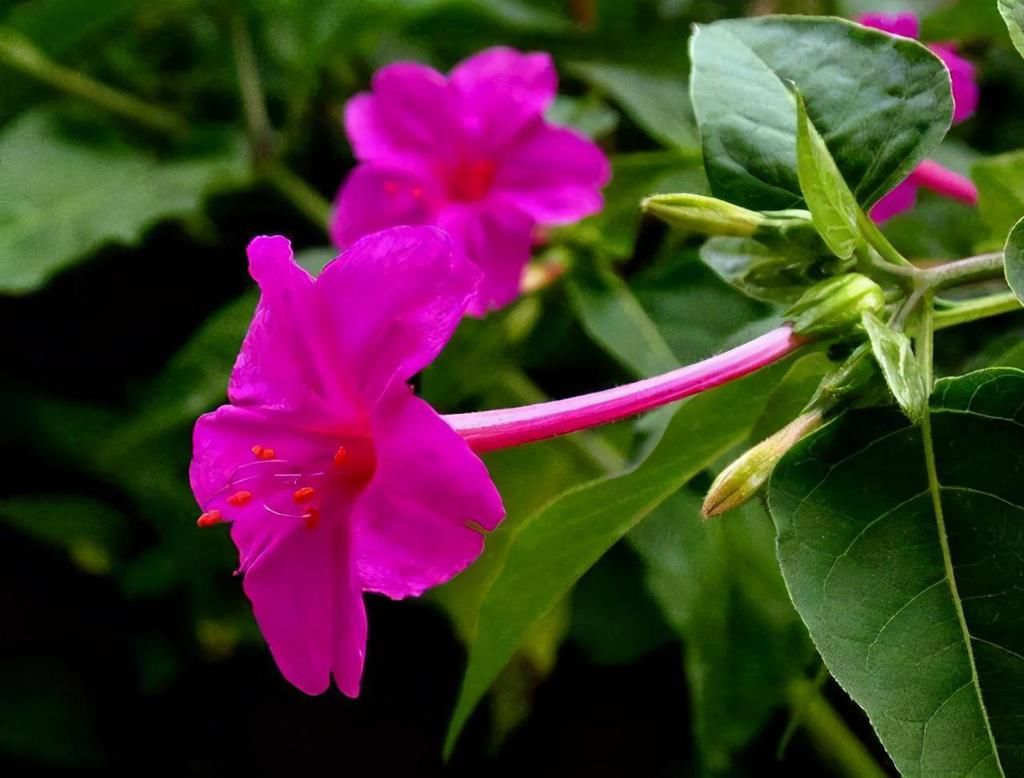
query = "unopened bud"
(643, 193, 767, 237)
(785, 273, 884, 337)
(702, 411, 824, 519)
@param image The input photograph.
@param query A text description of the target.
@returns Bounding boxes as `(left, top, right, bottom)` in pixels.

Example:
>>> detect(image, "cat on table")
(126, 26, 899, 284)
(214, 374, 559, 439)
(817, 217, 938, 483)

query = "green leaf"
(974, 151, 1024, 245)
(631, 490, 813, 772)
(769, 368, 1024, 776)
(794, 89, 864, 260)
(700, 236, 824, 304)
(1005, 217, 1024, 306)
(690, 16, 953, 211)
(546, 95, 619, 139)
(566, 256, 679, 378)
(0, 111, 247, 293)
(444, 358, 790, 757)
(862, 311, 929, 423)
(4, 0, 142, 57)
(569, 61, 698, 150)
(1000, 0, 1024, 59)
(0, 496, 129, 575)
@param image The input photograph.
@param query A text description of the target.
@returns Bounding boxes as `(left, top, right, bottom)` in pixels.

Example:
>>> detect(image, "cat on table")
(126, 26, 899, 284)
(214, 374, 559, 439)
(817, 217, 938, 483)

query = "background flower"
(330, 47, 610, 315)
(859, 12, 980, 221)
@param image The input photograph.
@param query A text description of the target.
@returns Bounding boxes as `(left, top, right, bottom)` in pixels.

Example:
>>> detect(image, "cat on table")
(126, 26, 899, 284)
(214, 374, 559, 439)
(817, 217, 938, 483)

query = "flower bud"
(785, 273, 884, 337)
(702, 410, 824, 519)
(642, 193, 767, 237)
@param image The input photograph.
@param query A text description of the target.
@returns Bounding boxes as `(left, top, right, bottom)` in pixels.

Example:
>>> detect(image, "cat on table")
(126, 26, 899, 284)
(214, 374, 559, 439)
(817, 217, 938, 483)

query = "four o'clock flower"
(191, 227, 809, 697)
(858, 12, 980, 222)
(330, 46, 611, 316)
(190, 227, 504, 696)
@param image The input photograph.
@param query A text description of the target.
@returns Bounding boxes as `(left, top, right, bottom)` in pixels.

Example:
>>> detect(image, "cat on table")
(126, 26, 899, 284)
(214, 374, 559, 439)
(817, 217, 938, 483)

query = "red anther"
(227, 490, 252, 506)
(333, 446, 348, 466)
(293, 486, 316, 503)
(251, 445, 263, 457)
(259, 447, 276, 460)
(303, 507, 320, 530)
(197, 509, 223, 528)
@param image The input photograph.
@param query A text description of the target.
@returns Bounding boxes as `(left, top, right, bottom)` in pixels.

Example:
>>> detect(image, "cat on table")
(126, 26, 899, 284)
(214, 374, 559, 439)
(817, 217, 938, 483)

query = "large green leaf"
(690, 16, 953, 211)
(444, 357, 791, 756)
(631, 490, 813, 772)
(1005, 217, 1024, 306)
(569, 61, 698, 150)
(0, 111, 247, 293)
(1000, 0, 1024, 59)
(769, 368, 1024, 776)
(566, 256, 679, 378)
(974, 151, 1024, 245)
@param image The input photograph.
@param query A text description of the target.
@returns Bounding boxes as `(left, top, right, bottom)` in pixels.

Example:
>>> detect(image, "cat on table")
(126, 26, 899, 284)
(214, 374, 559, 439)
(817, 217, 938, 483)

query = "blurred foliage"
(0, 0, 1020, 774)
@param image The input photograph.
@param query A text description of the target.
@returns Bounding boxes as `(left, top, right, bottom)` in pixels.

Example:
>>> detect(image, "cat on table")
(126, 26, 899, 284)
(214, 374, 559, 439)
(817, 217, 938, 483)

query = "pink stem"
(444, 325, 805, 453)
(910, 160, 978, 205)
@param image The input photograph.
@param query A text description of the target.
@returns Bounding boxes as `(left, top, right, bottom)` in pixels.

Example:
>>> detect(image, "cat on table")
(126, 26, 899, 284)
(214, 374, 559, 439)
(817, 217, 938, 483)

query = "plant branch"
(0, 26, 189, 136)
(262, 160, 332, 229)
(921, 252, 1005, 291)
(934, 291, 1022, 331)
(228, 11, 274, 162)
(785, 679, 889, 778)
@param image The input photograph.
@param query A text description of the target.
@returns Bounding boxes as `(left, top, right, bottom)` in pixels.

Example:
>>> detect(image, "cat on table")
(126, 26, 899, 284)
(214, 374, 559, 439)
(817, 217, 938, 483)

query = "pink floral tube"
(445, 326, 805, 452)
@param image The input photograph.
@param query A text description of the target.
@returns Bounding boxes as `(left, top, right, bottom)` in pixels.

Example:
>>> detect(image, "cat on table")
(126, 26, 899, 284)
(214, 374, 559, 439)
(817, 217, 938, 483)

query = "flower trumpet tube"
(444, 326, 806, 453)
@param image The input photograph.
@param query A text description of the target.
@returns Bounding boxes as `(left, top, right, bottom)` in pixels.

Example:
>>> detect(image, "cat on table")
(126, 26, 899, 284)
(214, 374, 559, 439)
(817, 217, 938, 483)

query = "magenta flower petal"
(330, 164, 439, 249)
(493, 123, 610, 224)
(450, 47, 556, 152)
(857, 12, 920, 38)
(334, 46, 610, 313)
(931, 44, 979, 123)
(869, 178, 919, 222)
(190, 404, 367, 696)
(241, 505, 366, 697)
(191, 226, 500, 696)
(345, 63, 458, 165)
(316, 225, 480, 404)
(438, 203, 534, 315)
(231, 236, 359, 417)
(355, 388, 504, 599)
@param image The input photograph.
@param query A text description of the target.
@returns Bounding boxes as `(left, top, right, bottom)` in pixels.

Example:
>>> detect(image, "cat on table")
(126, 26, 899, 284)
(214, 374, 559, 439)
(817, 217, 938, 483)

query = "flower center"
(447, 157, 497, 202)
(198, 441, 374, 531)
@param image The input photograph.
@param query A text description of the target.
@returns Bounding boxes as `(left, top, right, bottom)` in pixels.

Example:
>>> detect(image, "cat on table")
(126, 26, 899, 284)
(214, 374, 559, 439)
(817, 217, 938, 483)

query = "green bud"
(642, 193, 767, 237)
(702, 411, 824, 519)
(785, 273, 885, 337)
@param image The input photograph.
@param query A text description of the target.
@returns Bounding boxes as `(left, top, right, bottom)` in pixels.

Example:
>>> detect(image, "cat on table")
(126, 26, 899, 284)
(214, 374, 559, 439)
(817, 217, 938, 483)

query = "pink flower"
(330, 47, 611, 316)
(190, 227, 504, 696)
(858, 13, 979, 221)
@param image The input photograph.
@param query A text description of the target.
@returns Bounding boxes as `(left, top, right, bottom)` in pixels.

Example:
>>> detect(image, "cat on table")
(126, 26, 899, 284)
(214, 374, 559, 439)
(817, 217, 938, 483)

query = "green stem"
(228, 11, 274, 161)
(785, 679, 889, 778)
(225, 13, 331, 232)
(918, 292, 934, 391)
(922, 252, 1005, 291)
(262, 161, 332, 230)
(934, 291, 1022, 331)
(0, 26, 189, 136)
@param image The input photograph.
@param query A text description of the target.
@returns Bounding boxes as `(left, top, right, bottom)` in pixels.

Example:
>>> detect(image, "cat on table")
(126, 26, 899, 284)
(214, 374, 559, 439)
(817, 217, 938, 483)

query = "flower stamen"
(293, 486, 316, 503)
(197, 509, 223, 528)
(227, 490, 252, 506)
